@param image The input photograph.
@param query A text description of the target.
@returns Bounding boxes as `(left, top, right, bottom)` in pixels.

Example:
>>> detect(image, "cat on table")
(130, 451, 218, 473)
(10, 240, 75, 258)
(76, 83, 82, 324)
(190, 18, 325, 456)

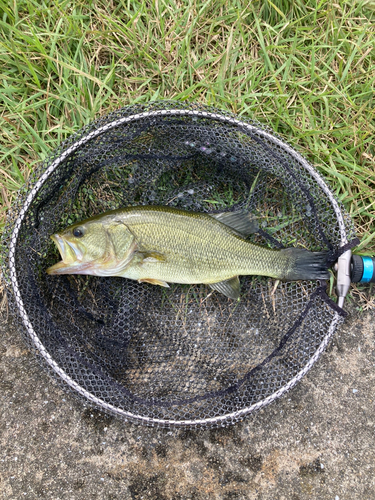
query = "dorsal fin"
(209, 210, 258, 237)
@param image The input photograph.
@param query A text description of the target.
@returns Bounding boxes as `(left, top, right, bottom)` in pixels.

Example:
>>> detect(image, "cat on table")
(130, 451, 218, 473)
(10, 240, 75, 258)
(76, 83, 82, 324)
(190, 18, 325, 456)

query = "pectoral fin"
(140, 251, 166, 263)
(209, 276, 240, 299)
(209, 211, 258, 237)
(139, 278, 170, 288)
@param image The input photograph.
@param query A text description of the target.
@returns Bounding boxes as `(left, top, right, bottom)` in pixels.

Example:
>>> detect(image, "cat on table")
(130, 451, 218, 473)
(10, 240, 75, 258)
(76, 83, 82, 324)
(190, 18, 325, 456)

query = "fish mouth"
(46, 260, 94, 275)
(47, 234, 91, 275)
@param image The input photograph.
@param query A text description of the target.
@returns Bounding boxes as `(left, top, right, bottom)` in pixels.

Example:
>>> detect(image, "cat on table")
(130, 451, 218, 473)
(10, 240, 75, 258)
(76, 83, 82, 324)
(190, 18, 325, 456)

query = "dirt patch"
(0, 300, 374, 499)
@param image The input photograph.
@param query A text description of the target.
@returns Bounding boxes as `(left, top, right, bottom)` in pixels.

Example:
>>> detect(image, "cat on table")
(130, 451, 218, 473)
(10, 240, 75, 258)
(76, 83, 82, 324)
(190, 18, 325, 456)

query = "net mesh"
(1, 102, 356, 427)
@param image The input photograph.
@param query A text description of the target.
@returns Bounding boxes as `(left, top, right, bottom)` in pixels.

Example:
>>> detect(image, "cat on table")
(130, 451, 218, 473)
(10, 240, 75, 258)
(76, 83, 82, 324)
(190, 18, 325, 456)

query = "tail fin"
(281, 248, 330, 281)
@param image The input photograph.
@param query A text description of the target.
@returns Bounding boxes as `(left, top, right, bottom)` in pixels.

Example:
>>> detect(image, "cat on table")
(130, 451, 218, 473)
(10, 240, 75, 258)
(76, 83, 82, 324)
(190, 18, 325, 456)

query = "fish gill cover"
(0, 101, 357, 427)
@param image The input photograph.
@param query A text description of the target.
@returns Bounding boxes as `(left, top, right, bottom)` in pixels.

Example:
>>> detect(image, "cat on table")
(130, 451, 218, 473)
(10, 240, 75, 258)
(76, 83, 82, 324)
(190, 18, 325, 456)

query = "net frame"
(1, 102, 354, 427)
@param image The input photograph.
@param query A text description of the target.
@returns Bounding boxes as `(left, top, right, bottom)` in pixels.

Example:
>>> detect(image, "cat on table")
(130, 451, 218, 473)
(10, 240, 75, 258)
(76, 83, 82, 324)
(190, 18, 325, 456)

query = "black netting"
(1, 102, 355, 427)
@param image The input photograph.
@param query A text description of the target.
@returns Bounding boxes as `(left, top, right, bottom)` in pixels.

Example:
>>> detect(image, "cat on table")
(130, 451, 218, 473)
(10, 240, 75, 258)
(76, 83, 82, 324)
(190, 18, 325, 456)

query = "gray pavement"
(0, 299, 374, 499)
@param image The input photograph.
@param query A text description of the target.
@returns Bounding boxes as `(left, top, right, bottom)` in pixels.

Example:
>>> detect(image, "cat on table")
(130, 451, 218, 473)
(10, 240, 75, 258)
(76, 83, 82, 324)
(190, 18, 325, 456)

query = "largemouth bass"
(47, 205, 329, 299)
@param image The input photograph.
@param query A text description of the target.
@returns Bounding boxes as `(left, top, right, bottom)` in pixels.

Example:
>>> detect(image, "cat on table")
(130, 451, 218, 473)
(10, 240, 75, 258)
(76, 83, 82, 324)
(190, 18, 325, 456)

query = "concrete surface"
(0, 298, 374, 500)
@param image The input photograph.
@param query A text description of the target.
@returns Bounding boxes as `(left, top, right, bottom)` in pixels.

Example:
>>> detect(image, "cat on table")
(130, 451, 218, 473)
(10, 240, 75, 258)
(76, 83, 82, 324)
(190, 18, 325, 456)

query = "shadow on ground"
(1, 299, 374, 499)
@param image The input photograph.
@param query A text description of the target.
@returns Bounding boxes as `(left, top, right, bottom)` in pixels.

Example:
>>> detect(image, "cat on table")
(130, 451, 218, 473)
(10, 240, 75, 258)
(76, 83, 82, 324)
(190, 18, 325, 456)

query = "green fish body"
(47, 206, 329, 299)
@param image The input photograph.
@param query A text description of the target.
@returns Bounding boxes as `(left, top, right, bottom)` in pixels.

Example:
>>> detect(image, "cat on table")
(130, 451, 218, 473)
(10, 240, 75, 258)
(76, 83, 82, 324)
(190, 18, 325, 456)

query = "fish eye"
(73, 227, 84, 238)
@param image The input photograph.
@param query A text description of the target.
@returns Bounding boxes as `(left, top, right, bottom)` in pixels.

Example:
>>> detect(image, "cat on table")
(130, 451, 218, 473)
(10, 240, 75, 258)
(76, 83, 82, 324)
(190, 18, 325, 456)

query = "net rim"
(6, 105, 348, 426)
(11, 310, 341, 427)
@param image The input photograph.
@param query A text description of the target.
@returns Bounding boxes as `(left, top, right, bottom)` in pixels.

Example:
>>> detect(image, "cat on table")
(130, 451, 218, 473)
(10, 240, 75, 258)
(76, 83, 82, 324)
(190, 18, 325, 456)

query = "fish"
(46, 205, 330, 299)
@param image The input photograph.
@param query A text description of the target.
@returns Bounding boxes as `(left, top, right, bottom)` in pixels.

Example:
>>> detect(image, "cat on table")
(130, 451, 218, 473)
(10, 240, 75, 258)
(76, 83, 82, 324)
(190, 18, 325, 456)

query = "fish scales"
(115, 208, 284, 284)
(47, 205, 330, 299)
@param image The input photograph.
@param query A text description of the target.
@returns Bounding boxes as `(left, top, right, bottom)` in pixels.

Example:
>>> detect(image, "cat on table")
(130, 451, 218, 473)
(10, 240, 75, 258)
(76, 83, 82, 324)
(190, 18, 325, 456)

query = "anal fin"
(209, 276, 240, 299)
(139, 278, 170, 288)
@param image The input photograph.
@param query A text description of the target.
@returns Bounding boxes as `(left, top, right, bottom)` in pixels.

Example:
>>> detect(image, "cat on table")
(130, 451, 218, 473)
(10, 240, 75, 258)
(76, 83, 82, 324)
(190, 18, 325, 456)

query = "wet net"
(1, 102, 357, 427)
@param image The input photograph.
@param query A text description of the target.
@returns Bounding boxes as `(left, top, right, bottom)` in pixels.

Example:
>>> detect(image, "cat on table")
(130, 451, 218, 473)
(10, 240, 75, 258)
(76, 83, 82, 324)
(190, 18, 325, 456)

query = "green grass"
(0, 0, 374, 256)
